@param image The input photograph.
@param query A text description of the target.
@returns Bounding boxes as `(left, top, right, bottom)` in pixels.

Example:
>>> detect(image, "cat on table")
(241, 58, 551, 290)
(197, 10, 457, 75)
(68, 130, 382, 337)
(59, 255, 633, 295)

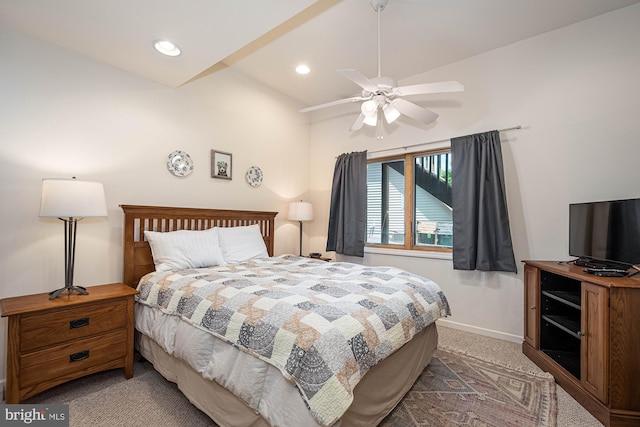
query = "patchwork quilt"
(136, 255, 450, 426)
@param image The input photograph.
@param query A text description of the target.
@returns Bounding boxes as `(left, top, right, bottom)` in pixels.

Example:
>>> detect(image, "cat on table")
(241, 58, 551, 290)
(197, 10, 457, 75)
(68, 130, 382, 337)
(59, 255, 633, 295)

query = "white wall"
(0, 26, 312, 380)
(308, 4, 640, 341)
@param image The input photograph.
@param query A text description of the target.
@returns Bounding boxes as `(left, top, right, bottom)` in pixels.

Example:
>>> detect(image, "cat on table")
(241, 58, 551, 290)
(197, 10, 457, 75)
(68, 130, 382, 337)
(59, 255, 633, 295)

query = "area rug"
(381, 348, 557, 427)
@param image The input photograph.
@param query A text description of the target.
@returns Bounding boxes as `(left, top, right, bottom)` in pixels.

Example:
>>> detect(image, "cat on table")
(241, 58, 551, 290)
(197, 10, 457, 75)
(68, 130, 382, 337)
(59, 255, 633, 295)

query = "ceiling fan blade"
(337, 69, 379, 93)
(393, 81, 464, 97)
(350, 113, 366, 131)
(299, 96, 366, 113)
(392, 98, 438, 125)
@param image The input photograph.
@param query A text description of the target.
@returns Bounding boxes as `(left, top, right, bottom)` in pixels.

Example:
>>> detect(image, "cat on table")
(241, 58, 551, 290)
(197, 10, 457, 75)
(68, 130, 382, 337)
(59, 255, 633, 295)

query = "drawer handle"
(69, 317, 90, 329)
(69, 350, 90, 363)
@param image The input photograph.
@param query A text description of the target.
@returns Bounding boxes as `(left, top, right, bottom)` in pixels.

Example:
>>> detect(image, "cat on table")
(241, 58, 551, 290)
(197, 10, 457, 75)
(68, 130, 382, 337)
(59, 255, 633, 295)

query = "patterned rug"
(381, 348, 557, 427)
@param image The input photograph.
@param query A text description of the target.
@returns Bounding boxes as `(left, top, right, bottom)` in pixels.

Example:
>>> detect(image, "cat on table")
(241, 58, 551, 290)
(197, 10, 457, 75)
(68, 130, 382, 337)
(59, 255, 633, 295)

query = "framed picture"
(211, 150, 232, 180)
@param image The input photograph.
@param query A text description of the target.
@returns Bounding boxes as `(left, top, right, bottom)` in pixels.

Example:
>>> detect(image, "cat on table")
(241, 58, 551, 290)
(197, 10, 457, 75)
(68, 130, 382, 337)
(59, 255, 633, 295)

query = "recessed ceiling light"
(153, 40, 181, 57)
(295, 64, 311, 75)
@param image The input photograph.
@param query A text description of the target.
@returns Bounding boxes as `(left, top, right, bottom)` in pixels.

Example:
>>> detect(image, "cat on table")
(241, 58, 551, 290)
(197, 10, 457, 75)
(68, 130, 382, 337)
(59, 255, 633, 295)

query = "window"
(366, 149, 452, 251)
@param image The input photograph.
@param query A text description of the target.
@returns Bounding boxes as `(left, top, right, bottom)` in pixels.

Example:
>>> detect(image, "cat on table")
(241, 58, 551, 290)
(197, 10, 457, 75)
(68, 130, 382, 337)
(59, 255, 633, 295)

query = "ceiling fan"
(299, 0, 464, 133)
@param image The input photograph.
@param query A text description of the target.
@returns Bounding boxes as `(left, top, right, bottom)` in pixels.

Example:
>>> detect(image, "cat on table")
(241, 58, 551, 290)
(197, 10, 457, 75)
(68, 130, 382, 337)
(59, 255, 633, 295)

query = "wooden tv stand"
(522, 261, 640, 427)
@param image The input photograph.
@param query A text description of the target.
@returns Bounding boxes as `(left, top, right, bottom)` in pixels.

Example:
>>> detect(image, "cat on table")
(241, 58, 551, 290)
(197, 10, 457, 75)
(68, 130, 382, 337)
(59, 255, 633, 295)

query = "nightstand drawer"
(20, 299, 128, 352)
(20, 329, 127, 388)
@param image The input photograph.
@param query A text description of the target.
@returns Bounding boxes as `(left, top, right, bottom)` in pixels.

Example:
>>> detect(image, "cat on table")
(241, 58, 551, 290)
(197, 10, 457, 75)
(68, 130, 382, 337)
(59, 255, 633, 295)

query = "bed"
(121, 204, 450, 427)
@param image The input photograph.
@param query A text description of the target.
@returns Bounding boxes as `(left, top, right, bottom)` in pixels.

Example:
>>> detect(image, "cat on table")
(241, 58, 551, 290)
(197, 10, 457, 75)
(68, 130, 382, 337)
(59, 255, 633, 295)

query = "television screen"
(569, 198, 640, 268)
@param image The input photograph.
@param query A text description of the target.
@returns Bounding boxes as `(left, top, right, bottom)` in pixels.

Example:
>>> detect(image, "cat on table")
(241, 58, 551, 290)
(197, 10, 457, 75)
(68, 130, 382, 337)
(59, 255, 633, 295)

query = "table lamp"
(39, 177, 108, 299)
(288, 201, 313, 257)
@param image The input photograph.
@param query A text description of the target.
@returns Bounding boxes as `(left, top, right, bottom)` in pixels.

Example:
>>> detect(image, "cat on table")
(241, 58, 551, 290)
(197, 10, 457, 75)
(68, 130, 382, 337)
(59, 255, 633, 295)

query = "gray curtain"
(326, 151, 367, 257)
(451, 131, 517, 272)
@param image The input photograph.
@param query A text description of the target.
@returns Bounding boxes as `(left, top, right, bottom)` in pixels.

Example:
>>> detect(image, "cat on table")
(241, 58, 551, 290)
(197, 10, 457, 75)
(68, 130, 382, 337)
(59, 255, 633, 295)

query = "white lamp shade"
(39, 178, 108, 218)
(361, 99, 378, 116)
(288, 201, 313, 222)
(363, 112, 378, 127)
(383, 102, 401, 124)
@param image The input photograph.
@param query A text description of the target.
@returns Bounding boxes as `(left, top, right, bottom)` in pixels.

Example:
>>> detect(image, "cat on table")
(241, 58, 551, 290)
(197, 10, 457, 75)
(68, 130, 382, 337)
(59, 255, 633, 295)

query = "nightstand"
(0, 283, 138, 403)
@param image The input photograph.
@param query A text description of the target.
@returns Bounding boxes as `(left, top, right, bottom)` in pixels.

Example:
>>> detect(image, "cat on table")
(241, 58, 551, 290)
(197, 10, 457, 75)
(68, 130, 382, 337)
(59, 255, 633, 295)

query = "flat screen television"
(569, 198, 640, 269)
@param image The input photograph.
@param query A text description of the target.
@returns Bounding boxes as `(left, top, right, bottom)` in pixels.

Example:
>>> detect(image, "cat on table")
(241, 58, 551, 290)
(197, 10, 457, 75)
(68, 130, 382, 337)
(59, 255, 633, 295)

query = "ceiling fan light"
(383, 103, 400, 123)
(361, 99, 378, 117)
(363, 113, 377, 127)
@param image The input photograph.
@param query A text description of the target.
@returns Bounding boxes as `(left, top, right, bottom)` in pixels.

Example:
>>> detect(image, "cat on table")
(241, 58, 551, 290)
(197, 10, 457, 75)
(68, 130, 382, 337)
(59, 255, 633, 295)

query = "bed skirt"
(136, 323, 437, 427)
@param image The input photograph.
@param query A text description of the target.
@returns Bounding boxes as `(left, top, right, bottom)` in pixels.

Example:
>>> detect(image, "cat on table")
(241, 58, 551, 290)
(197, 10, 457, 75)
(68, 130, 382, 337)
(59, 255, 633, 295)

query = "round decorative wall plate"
(167, 150, 194, 177)
(245, 166, 263, 187)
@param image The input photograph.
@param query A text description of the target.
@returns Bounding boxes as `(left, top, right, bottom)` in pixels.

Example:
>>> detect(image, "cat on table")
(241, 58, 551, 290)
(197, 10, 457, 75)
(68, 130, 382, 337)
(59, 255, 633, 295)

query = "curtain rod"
(367, 125, 522, 155)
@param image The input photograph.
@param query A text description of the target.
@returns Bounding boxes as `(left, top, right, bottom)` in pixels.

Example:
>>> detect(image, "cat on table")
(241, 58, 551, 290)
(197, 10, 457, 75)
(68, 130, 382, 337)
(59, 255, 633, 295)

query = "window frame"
(366, 148, 453, 253)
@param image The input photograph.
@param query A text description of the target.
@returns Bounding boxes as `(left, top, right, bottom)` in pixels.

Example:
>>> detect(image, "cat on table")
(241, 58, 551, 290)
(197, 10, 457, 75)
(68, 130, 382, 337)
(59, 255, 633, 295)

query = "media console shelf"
(523, 261, 640, 427)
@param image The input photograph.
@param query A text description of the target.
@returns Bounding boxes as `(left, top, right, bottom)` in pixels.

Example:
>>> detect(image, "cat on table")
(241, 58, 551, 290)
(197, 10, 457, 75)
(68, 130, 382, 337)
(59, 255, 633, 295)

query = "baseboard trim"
(436, 319, 523, 344)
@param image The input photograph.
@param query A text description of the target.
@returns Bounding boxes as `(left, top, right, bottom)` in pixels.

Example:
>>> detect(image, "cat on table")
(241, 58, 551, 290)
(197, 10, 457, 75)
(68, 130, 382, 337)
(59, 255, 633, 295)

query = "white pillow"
(218, 224, 269, 263)
(144, 227, 226, 272)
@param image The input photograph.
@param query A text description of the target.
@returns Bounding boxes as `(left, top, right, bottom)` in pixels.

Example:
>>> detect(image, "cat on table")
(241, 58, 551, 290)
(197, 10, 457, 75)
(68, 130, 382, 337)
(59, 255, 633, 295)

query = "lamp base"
(298, 221, 303, 257)
(49, 285, 89, 300)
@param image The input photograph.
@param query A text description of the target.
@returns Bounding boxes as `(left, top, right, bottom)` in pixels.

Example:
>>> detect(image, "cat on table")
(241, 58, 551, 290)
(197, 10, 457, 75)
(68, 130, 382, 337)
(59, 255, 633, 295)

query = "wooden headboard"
(121, 205, 278, 288)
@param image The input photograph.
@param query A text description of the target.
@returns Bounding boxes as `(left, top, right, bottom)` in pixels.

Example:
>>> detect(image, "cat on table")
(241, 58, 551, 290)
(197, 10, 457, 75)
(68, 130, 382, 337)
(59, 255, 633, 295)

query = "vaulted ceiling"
(2, 0, 639, 109)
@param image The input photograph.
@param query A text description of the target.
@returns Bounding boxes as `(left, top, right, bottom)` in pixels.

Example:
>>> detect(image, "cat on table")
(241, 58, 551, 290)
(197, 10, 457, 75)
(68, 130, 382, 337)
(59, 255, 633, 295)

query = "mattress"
(135, 255, 449, 426)
(136, 319, 438, 427)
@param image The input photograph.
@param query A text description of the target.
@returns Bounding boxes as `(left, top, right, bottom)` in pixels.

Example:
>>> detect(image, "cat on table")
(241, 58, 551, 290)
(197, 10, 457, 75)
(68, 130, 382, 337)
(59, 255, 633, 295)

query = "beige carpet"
(67, 370, 215, 427)
(23, 325, 602, 426)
